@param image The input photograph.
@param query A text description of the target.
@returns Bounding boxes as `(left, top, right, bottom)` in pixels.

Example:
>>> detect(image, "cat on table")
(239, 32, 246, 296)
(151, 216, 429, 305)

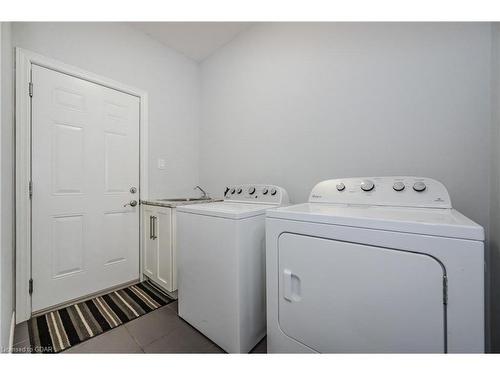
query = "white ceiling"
(130, 22, 254, 62)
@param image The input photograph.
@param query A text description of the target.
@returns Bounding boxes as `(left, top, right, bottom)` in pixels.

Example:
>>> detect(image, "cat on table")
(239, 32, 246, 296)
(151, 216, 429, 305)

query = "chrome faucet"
(194, 185, 209, 199)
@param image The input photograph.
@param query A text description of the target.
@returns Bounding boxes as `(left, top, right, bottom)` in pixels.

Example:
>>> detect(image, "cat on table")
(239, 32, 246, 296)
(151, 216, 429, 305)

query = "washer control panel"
(224, 184, 290, 205)
(309, 177, 451, 208)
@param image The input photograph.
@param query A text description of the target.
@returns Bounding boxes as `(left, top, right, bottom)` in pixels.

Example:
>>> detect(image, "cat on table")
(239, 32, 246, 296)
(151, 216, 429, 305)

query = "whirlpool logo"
(312, 194, 322, 198)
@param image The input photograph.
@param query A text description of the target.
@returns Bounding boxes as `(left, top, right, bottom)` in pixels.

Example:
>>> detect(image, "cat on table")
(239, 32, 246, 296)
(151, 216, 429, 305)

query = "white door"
(278, 233, 446, 353)
(31, 64, 140, 312)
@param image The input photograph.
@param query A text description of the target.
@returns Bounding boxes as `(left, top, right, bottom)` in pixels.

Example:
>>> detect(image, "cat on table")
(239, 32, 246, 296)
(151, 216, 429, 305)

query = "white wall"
(12, 22, 200, 198)
(490, 23, 500, 353)
(200, 22, 491, 230)
(0, 21, 14, 352)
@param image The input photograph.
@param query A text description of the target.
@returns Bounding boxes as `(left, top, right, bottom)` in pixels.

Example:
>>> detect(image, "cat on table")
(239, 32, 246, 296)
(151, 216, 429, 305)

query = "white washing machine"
(266, 177, 485, 353)
(177, 184, 289, 353)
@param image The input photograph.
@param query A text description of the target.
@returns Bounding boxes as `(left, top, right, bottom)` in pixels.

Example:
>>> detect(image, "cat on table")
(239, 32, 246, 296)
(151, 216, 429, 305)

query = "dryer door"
(278, 233, 446, 353)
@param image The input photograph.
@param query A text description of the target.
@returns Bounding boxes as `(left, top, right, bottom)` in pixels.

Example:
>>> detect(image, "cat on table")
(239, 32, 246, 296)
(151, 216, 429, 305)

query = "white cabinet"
(142, 204, 177, 293)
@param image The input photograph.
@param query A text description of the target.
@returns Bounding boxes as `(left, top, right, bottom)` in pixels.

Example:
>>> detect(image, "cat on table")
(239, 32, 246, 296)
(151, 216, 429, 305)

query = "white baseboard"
(8, 311, 15, 353)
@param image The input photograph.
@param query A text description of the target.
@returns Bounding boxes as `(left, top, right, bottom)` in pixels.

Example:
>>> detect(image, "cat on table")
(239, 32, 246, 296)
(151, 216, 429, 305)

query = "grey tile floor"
(12, 300, 267, 354)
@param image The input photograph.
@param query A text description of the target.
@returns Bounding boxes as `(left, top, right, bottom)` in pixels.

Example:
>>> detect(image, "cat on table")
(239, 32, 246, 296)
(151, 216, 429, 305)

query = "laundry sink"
(141, 197, 222, 208)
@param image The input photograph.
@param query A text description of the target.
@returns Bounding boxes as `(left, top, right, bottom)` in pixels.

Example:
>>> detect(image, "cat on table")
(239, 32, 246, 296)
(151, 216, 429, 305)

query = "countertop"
(141, 197, 223, 208)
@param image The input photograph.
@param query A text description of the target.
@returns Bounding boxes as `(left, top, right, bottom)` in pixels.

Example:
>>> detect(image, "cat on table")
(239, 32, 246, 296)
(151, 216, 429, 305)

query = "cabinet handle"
(149, 215, 154, 239)
(152, 216, 158, 240)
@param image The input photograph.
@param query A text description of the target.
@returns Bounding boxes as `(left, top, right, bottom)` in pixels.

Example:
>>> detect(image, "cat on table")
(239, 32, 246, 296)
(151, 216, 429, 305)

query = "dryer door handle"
(283, 269, 302, 302)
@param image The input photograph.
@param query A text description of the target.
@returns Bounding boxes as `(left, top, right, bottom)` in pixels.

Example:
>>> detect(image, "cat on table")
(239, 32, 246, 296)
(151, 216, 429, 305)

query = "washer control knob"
(393, 182, 405, 192)
(237, 188, 242, 194)
(360, 180, 375, 192)
(224, 187, 230, 196)
(249, 187, 256, 195)
(230, 188, 236, 195)
(262, 188, 269, 195)
(270, 188, 277, 196)
(413, 181, 427, 192)
(336, 183, 346, 191)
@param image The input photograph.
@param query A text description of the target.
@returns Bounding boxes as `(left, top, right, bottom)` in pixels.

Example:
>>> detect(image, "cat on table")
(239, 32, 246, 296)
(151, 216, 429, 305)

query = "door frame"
(15, 48, 149, 323)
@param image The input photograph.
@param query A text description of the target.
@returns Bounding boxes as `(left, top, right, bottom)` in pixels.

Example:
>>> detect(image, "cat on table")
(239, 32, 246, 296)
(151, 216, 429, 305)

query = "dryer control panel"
(224, 184, 290, 205)
(309, 177, 451, 208)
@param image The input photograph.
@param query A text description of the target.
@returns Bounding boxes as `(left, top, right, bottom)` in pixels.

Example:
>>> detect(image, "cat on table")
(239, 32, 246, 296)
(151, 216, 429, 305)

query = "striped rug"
(28, 281, 174, 353)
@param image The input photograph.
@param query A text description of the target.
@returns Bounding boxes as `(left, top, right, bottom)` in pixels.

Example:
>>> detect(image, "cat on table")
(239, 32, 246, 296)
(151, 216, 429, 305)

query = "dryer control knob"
(336, 183, 346, 191)
(237, 188, 242, 194)
(230, 188, 236, 194)
(270, 188, 277, 196)
(249, 187, 256, 195)
(262, 188, 269, 195)
(360, 180, 375, 192)
(393, 182, 405, 192)
(413, 181, 427, 192)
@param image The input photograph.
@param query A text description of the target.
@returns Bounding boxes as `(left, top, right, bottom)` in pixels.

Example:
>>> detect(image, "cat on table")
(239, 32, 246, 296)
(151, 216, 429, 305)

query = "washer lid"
(176, 201, 275, 220)
(266, 203, 484, 241)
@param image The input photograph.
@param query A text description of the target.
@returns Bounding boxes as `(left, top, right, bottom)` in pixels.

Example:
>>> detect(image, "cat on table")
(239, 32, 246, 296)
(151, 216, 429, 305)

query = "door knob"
(124, 200, 138, 207)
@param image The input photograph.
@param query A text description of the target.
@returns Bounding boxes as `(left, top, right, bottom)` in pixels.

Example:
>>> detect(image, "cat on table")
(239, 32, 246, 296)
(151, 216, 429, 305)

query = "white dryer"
(177, 184, 289, 353)
(266, 177, 484, 353)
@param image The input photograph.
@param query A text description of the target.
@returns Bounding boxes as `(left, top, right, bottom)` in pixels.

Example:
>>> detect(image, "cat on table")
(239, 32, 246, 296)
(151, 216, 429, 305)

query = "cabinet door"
(142, 206, 156, 279)
(156, 207, 173, 291)
(171, 212, 178, 291)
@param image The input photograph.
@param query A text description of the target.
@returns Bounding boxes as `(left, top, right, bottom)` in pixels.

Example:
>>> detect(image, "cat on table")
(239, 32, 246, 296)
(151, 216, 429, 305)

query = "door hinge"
(29, 180, 33, 199)
(443, 275, 448, 305)
(29, 279, 33, 295)
(29, 82, 33, 97)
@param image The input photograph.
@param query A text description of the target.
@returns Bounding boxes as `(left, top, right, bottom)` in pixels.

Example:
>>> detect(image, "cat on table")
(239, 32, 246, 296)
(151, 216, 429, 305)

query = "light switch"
(157, 158, 166, 170)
